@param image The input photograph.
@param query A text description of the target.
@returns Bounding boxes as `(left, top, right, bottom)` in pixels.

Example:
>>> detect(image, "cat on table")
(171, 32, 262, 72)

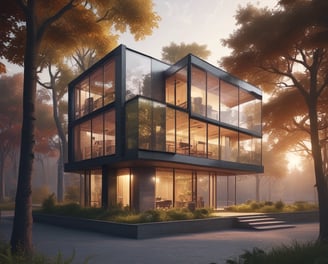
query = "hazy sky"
(119, 0, 277, 66)
(3, 0, 277, 74)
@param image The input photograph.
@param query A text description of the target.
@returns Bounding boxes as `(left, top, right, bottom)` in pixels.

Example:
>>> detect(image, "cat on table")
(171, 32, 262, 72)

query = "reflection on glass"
(220, 80, 238, 126)
(117, 169, 130, 206)
(208, 123, 219, 159)
(90, 68, 103, 111)
(191, 66, 206, 116)
(166, 107, 175, 152)
(197, 173, 209, 207)
(104, 60, 115, 105)
(175, 170, 192, 208)
(126, 99, 138, 149)
(207, 73, 220, 120)
(165, 67, 187, 108)
(220, 127, 238, 162)
(239, 88, 261, 133)
(90, 171, 102, 207)
(126, 50, 151, 100)
(239, 133, 262, 165)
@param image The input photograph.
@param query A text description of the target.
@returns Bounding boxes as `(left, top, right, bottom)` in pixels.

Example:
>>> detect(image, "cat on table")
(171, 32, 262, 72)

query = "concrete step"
(235, 214, 296, 231)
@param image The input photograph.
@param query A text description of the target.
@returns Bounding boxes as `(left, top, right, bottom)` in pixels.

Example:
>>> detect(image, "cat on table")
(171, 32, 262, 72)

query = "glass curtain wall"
(191, 66, 206, 116)
(220, 80, 239, 126)
(74, 110, 115, 161)
(90, 170, 102, 207)
(155, 169, 173, 208)
(74, 59, 115, 119)
(125, 50, 151, 100)
(197, 172, 209, 207)
(175, 170, 192, 207)
(165, 67, 187, 109)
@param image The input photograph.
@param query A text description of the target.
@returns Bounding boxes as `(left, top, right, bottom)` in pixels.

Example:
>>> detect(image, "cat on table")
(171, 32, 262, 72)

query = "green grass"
(0, 202, 15, 211)
(226, 200, 318, 213)
(225, 241, 328, 264)
(0, 243, 90, 264)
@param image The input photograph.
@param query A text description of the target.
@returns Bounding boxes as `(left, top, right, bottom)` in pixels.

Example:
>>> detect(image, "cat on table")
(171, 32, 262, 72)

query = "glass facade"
(126, 97, 261, 165)
(67, 45, 263, 212)
(73, 109, 115, 161)
(74, 59, 115, 119)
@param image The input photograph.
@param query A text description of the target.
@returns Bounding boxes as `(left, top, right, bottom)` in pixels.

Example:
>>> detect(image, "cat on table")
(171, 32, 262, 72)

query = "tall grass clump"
(226, 200, 317, 213)
(0, 242, 90, 264)
(225, 241, 328, 264)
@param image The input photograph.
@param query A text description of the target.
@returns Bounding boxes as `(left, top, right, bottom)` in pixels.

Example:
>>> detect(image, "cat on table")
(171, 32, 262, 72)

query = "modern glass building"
(65, 45, 263, 211)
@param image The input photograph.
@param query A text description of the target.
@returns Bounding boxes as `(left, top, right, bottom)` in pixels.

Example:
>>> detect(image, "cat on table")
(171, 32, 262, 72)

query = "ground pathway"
(0, 212, 319, 264)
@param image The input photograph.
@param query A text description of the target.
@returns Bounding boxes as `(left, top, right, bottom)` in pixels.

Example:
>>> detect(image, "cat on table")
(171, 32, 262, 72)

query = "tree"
(220, 0, 328, 242)
(1, 0, 160, 253)
(0, 74, 23, 201)
(161, 42, 211, 64)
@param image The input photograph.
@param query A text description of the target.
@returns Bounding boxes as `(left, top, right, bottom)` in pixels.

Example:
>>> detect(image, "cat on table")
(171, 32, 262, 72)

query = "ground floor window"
(155, 169, 173, 208)
(117, 169, 131, 207)
(90, 170, 102, 207)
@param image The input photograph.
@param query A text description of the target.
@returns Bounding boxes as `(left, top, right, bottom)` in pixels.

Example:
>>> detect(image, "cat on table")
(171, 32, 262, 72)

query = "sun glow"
(286, 152, 303, 172)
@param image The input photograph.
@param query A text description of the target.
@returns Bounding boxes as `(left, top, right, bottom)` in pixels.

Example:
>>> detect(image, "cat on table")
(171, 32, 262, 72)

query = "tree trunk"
(0, 154, 5, 202)
(10, 4, 38, 253)
(51, 83, 67, 202)
(308, 101, 328, 242)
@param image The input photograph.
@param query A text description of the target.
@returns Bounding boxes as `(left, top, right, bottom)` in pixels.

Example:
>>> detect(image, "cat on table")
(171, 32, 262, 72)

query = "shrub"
(226, 241, 328, 264)
(139, 210, 162, 222)
(275, 200, 285, 210)
(165, 208, 193, 221)
(41, 193, 56, 213)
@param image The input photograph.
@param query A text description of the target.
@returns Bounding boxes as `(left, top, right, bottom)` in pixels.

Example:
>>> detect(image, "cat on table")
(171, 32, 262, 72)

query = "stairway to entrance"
(235, 214, 296, 231)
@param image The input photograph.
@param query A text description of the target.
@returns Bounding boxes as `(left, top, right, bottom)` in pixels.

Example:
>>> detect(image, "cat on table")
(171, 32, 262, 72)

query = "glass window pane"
(76, 78, 89, 118)
(175, 67, 187, 108)
(90, 67, 103, 111)
(165, 75, 175, 105)
(117, 169, 130, 206)
(104, 60, 115, 105)
(208, 123, 219, 159)
(92, 115, 103, 158)
(220, 80, 238, 126)
(104, 110, 115, 155)
(191, 66, 206, 116)
(197, 173, 209, 208)
(138, 98, 152, 150)
(153, 101, 166, 151)
(176, 110, 189, 155)
(239, 89, 261, 133)
(80, 120, 92, 160)
(74, 88, 81, 119)
(220, 127, 238, 162)
(239, 133, 262, 165)
(207, 74, 220, 120)
(90, 170, 102, 207)
(175, 170, 192, 208)
(190, 119, 207, 157)
(166, 107, 175, 152)
(126, 99, 138, 149)
(155, 169, 173, 209)
(126, 50, 151, 100)
(74, 124, 82, 161)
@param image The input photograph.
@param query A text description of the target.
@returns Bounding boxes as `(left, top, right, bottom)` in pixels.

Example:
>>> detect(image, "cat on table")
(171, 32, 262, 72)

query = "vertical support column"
(131, 167, 155, 212)
(101, 166, 108, 208)
(108, 169, 117, 207)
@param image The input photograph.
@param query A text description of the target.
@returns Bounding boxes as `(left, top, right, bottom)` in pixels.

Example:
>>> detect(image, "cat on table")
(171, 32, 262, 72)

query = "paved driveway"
(0, 216, 319, 264)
